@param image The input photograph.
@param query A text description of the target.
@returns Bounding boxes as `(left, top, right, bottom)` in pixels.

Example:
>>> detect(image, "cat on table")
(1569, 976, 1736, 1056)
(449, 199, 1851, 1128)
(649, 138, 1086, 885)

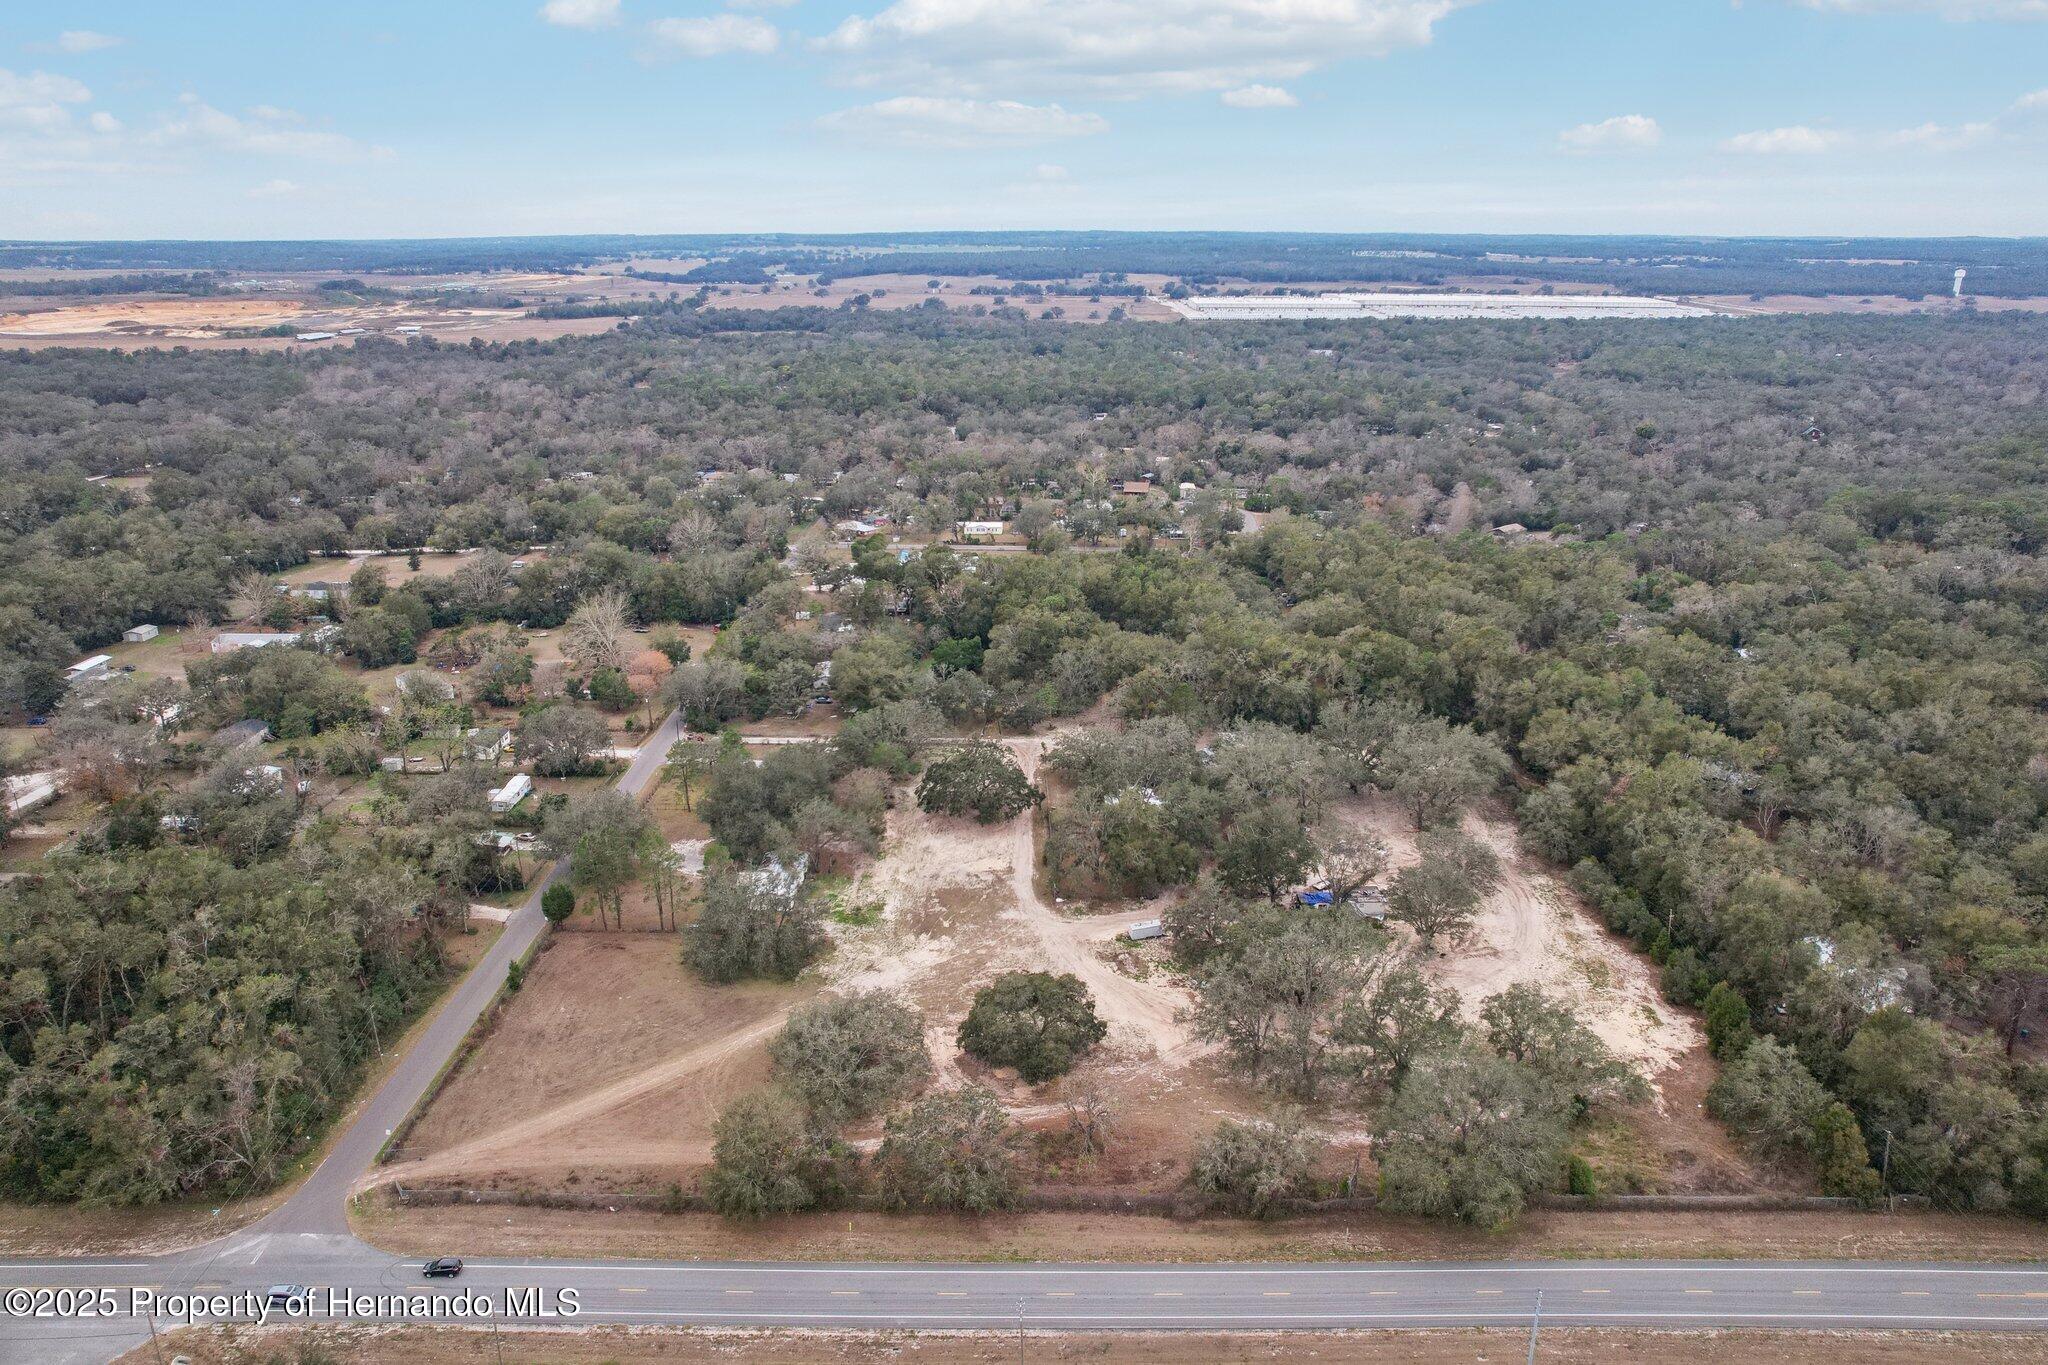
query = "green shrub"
(956, 971, 1107, 1083)
(541, 881, 576, 925)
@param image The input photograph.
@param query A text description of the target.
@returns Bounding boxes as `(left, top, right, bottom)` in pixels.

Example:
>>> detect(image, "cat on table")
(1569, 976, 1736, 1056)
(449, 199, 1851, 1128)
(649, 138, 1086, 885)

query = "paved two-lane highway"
(6, 1249, 2048, 1362)
(5, 708, 2046, 1363)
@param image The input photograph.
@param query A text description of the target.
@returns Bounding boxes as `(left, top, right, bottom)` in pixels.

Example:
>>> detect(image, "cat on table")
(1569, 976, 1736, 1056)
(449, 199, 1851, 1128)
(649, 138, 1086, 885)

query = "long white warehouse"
(1165, 292, 1720, 320)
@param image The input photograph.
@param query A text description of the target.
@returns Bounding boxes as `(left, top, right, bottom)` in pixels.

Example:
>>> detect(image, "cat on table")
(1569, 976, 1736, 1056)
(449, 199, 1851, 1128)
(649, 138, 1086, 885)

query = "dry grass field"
(357, 1195, 2048, 1268)
(121, 1324, 2048, 1365)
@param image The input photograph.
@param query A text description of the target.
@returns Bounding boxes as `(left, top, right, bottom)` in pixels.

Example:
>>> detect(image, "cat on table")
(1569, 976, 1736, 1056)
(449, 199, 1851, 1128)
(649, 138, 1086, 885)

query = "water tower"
(1953, 268, 1967, 299)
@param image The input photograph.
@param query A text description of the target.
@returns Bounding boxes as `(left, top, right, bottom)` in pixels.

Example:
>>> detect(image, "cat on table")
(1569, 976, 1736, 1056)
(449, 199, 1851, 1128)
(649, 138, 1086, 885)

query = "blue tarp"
(1297, 889, 1334, 907)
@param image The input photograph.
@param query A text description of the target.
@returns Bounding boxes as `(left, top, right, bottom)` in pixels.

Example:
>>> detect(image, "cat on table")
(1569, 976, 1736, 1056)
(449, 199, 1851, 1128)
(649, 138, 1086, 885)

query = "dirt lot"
(1329, 794, 1766, 1193)
(380, 727, 1254, 1198)
(357, 1200, 2048, 1266)
(1338, 795, 1695, 1080)
(387, 930, 810, 1192)
(0, 297, 316, 336)
(0, 296, 622, 350)
(379, 725, 1745, 1201)
(824, 737, 1283, 1187)
(121, 1324, 2048, 1365)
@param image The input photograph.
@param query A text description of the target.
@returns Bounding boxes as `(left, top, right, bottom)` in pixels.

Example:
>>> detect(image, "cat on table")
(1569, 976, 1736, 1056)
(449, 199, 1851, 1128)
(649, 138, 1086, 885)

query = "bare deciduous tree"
(562, 588, 635, 673)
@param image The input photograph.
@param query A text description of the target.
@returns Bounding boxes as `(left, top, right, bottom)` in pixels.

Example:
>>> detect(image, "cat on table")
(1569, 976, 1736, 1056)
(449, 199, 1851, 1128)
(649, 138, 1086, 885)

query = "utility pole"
(1526, 1289, 1543, 1365)
(1015, 1294, 1026, 1362)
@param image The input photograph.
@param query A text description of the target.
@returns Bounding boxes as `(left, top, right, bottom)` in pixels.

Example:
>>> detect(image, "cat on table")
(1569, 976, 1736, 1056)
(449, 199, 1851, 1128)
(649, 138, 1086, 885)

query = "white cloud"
(1557, 113, 1662, 151)
(819, 0, 1467, 97)
(1883, 119, 1995, 149)
(818, 96, 1108, 147)
(1034, 162, 1070, 180)
(0, 69, 123, 177)
(1720, 88, 2042, 155)
(540, 0, 622, 28)
(56, 30, 124, 54)
(1221, 84, 1298, 108)
(248, 178, 302, 198)
(0, 69, 93, 133)
(1793, 1, 2048, 17)
(147, 96, 390, 161)
(1721, 125, 1849, 154)
(648, 14, 781, 56)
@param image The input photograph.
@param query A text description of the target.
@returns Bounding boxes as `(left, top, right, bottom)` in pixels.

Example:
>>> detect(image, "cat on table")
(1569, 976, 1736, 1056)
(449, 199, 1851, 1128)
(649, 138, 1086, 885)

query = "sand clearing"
(1338, 794, 1697, 1088)
(0, 298, 313, 336)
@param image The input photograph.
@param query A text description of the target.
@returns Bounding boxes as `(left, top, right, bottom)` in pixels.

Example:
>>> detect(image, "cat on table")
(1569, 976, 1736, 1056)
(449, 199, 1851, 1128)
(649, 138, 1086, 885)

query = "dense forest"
(5, 231, 2045, 296)
(4, 304, 2048, 1210)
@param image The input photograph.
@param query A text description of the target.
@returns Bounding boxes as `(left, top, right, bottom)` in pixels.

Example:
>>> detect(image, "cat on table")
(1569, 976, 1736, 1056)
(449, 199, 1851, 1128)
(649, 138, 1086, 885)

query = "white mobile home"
(212, 631, 302, 654)
(488, 773, 534, 814)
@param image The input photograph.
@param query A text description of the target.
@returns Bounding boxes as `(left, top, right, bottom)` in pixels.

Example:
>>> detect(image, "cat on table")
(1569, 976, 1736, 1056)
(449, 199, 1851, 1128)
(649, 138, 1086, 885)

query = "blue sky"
(2, 1, 2044, 239)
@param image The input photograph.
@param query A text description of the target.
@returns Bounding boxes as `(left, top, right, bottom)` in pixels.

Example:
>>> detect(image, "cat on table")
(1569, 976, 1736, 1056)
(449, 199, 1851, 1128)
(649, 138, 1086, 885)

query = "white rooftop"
(1165, 292, 1720, 321)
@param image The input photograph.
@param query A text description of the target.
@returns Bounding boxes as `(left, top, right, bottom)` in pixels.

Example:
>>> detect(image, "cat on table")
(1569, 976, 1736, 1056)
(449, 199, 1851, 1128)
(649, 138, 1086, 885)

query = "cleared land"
(0, 273, 628, 349)
(382, 731, 1266, 1197)
(382, 726, 1747, 1202)
(118, 1325, 2048, 1365)
(1341, 795, 1695, 1078)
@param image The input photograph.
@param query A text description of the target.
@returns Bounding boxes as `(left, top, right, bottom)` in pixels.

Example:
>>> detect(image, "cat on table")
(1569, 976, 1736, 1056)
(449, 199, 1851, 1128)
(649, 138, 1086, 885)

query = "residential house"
(465, 726, 512, 764)
(213, 718, 273, 750)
